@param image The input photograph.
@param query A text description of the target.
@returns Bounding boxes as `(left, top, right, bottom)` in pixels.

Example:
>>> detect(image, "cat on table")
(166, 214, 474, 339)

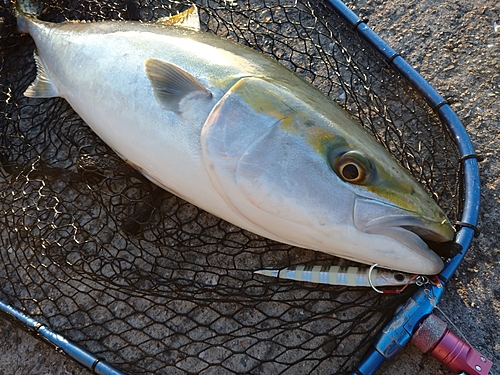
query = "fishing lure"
(254, 265, 424, 288)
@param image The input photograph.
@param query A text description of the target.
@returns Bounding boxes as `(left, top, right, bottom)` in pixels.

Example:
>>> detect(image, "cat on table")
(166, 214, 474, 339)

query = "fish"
(254, 265, 419, 288)
(14, 2, 457, 275)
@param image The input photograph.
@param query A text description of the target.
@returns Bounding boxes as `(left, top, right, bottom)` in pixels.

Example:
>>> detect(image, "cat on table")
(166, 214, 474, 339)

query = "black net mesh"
(0, 0, 462, 374)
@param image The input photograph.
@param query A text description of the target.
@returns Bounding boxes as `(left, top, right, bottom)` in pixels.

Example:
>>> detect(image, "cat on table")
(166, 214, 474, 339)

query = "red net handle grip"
(411, 314, 492, 375)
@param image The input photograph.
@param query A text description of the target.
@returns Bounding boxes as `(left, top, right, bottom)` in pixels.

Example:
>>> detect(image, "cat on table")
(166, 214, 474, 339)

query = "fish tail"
(14, 0, 43, 33)
(15, 0, 43, 17)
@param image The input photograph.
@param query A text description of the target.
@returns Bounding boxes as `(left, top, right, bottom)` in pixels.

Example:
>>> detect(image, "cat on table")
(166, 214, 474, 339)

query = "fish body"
(16, 5, 455, 274)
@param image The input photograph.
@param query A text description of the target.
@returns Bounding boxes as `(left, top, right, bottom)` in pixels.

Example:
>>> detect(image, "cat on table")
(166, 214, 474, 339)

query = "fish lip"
(358, 214, 451, 243)
(353, 196, 453, 269)
(354, 197, 453, 243)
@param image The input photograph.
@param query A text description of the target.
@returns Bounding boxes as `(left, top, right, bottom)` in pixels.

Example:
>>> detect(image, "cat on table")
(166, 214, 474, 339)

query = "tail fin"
(14, 0, 43, 33)
(15, 0, 43, 17)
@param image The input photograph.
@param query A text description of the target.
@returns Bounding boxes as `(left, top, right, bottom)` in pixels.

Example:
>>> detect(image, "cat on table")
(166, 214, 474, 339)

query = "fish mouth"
(362, 217, 448, 250)
(353, 197, 455, 272)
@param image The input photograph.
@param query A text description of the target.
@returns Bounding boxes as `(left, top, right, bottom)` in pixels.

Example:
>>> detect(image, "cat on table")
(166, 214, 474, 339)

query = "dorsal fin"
(24, 53, 59, 98)
(156, 6, 200, 31)
(145, 58, 211, 112)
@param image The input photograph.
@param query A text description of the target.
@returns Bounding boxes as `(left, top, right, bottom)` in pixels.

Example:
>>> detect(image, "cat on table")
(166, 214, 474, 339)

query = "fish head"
(202, 76, 455, 275)
(327, 136, 454, 231)
(328, 143, 456, 272)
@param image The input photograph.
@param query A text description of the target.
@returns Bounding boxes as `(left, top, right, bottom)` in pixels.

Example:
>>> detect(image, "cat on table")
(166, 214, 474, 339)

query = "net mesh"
(0, 0, 461, 374)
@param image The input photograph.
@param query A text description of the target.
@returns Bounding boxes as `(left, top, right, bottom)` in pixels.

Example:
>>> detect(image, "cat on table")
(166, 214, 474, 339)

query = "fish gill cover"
(0, 0, 461, 374)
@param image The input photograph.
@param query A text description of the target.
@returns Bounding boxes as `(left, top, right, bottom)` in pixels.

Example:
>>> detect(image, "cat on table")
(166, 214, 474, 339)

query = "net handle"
(0, 299, 129, 375)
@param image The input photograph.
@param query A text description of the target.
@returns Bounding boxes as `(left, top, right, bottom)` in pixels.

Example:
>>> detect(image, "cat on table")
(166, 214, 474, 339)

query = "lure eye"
(332, 150, 372, 185)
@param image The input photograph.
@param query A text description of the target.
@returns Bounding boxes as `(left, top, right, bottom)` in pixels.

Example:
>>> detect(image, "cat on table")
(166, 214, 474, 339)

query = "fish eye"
(331, 150, 372, 185)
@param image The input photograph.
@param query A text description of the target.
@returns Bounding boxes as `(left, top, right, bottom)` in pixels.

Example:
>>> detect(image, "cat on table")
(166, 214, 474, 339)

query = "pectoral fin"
(145, 58, 211, 112)
(24, 53, 59, 98)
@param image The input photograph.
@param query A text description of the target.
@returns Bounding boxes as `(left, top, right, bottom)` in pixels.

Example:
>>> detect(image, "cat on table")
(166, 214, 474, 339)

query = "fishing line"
(434, 305, 474, 349)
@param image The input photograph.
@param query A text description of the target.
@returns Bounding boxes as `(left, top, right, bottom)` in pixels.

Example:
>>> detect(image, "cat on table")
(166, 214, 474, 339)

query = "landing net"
(0, 0, 466, 374)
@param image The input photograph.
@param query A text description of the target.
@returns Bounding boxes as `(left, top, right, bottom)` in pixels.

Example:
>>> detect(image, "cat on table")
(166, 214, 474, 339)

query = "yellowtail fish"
(255, 265, 418, 288)
(14, 2, 457, 274)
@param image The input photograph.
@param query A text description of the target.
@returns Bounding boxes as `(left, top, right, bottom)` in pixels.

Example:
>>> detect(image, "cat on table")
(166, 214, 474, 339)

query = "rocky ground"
(0, 0, 499, 374)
